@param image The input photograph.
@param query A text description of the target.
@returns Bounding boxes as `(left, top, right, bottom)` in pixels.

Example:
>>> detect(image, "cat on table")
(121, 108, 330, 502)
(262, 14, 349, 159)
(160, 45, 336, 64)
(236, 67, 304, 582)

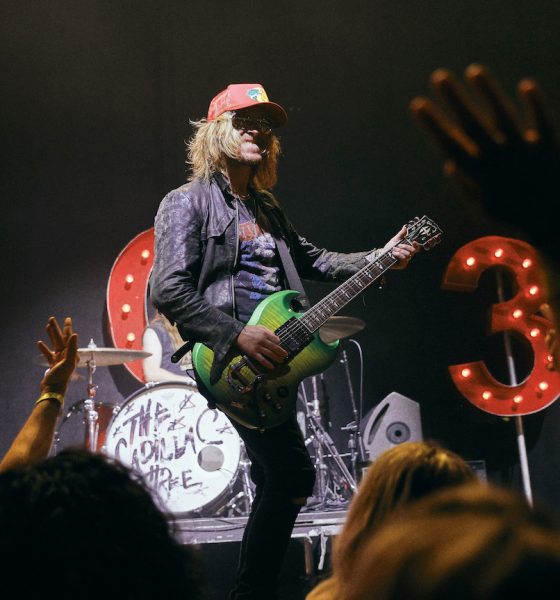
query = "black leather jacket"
(150, 173, 377, 383)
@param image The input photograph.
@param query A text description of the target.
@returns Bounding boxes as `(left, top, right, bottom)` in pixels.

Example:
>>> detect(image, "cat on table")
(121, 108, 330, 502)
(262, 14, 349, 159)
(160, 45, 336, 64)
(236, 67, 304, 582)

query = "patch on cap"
(246, 87, 269, 103)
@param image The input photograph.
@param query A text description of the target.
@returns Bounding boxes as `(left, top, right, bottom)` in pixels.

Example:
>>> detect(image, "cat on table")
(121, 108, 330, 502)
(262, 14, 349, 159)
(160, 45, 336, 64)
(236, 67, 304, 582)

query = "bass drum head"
(103, 382, 241, 516)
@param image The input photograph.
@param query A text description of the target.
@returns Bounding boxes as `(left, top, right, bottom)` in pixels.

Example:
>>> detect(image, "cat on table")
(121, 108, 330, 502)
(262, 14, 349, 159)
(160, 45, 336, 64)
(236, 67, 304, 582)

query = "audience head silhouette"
(341, 481, 560, 600)
(333, 440, 476, 580)
(0, 448, 201, 599)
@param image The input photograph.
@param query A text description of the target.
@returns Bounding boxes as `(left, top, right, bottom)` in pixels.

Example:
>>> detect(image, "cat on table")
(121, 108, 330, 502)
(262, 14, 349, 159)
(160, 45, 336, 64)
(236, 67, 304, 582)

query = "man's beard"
(236, 141, 267, 165)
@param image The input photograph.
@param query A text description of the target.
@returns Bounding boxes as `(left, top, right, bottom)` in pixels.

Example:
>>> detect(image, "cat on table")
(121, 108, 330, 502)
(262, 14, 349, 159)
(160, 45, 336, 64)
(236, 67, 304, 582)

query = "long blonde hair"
(154, 313, 192, 369)
(160, 314, 184, 350)
(186, 112, 281, 190)
(341, 482, 560, 600)
(333, 441, 476, 581)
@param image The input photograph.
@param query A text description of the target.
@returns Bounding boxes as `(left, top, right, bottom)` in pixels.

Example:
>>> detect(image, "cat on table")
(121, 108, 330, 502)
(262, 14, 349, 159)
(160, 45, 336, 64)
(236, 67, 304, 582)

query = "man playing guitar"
(150, 83, 420, 600)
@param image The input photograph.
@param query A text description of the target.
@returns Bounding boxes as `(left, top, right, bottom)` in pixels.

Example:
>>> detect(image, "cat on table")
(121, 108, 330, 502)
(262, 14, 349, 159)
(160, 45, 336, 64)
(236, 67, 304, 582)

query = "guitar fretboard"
(300, 249, 399, 333)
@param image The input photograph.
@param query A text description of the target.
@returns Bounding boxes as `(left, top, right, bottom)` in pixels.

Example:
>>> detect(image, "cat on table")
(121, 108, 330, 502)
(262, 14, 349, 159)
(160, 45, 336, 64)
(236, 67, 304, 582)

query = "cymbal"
(34, 347, 152, 368)
(319, 316, 366, 344)
(75, 347, 152, 367)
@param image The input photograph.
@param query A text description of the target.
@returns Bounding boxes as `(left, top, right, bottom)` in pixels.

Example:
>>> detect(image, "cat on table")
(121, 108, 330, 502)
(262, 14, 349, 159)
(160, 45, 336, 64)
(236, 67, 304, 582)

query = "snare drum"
(54, 399, 120, 454)
(103, 382, 242, 516)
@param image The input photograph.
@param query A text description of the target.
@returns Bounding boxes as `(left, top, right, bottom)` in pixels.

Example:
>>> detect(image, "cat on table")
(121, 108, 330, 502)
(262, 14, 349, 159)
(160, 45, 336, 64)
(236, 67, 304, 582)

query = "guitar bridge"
(226, 357, 263, 394)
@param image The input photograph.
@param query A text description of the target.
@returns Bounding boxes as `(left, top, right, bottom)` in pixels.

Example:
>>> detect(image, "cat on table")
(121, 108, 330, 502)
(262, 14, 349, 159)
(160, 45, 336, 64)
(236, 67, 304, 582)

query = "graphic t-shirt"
(234, 198, 282, 323)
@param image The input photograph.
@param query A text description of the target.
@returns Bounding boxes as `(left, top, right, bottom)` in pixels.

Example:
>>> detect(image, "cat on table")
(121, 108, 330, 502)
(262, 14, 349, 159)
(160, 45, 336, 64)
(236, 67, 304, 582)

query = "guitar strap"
(274, 235, 311, 310)
(262, 202, 310, 311)
(172, 196, 310, 365)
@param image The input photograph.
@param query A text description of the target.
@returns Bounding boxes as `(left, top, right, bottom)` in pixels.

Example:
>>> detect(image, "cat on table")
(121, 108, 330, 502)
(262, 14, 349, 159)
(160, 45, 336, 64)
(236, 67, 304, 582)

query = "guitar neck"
(300, 247, 399, 333)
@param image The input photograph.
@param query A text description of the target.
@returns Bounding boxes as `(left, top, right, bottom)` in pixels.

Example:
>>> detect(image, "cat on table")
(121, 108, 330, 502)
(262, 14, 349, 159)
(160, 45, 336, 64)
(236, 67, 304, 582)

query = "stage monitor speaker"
(361, 391, 423, 462)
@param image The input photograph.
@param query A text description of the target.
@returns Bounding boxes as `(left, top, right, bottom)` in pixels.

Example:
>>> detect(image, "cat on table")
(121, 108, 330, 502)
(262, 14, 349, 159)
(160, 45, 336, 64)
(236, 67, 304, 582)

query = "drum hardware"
(48, 340, 152, 454)
(318, 315, 365, 344)
(299, 340, 367, 510)
(54, 399, 120, 454)
(83, 339, 100, 452)
(306, 406, 357, 506)
(238, 446, 255, 508)
(214, 442, 255, 517)
(339, 342, 367, 482)
(35, 341, 152, 369)
(300, 372, 357, 512)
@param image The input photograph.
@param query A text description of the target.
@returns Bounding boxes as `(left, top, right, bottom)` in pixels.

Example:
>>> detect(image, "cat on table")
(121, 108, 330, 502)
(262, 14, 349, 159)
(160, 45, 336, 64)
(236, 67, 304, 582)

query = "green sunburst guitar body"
(193, 290, 338, 430)
(192, 215, 442, 430)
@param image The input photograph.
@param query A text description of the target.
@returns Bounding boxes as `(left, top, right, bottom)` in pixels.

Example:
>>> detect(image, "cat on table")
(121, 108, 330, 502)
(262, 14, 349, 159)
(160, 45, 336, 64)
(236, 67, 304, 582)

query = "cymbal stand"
(216, 441, 255, 517)
(302, 376, 357, 510)
(239, 443, 255, 508)
(310, 376, 327, 499)
(339, 341, 367, 482)
(83, 339, 100, 452)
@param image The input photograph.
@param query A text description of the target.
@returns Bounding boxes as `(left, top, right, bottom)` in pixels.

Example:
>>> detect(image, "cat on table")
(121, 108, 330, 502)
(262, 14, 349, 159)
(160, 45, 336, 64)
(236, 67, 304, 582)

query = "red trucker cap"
(207, 83, 288, 127)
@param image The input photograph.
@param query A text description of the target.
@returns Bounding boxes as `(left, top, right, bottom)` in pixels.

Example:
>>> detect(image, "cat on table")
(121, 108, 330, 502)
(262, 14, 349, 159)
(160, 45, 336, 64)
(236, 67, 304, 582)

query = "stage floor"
(174, 509, 347, 545)
(173, 508, 346, 598)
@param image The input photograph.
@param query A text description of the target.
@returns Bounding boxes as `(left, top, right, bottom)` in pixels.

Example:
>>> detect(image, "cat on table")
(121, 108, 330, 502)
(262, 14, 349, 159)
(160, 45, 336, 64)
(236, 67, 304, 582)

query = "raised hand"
(410, 64, 560, 252)
(0, 317, 79, 471)
(37, 316, 79, 395)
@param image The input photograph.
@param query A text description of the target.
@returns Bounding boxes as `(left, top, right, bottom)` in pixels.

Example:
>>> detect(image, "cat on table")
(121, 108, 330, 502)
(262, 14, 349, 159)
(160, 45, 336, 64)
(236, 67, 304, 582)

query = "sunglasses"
(231, 114, 273, 135)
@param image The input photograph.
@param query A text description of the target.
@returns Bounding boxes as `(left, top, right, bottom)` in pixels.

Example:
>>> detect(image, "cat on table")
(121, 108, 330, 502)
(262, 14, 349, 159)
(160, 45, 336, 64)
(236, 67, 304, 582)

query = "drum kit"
(42, 325, 365, 519)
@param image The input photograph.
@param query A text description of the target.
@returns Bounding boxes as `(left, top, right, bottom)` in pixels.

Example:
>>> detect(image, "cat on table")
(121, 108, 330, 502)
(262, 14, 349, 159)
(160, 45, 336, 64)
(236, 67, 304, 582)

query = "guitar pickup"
(276, 318, 314, 355)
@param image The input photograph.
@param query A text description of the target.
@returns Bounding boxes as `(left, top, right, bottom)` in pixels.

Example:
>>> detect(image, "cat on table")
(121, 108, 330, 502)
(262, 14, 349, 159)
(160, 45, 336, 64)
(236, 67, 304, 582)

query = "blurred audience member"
(0, 316, 78, 472)
(0, 317, 203, 598)
(0, 448, 202, 599)
(410, 63, 560, 368)
(340, 482, 560, 600)
(306, 441, 476, 600)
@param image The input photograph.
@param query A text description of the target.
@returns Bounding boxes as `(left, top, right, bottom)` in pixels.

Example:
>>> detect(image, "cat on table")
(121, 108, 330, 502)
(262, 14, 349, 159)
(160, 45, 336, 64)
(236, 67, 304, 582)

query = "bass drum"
(103, 382, 241, 516)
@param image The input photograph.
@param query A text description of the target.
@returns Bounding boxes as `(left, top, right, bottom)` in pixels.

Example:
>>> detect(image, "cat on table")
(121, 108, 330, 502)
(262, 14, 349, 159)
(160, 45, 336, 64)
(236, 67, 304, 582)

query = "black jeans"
(228, 413, 316, 600)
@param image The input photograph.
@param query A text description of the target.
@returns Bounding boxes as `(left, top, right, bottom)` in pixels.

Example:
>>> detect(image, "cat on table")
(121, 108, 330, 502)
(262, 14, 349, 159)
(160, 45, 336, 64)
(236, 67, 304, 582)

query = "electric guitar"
(192, 216, 442, 430)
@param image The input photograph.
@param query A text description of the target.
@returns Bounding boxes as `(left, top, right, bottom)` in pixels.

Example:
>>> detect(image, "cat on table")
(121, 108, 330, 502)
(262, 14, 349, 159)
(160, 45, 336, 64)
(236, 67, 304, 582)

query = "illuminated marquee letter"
(442, 236, 560, 416)
(106, 228, 154, 382)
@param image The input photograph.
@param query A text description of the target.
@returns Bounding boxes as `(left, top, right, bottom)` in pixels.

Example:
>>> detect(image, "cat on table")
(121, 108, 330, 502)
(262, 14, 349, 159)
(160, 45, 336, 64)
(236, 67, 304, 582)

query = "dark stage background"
(2, 2, 560, 598)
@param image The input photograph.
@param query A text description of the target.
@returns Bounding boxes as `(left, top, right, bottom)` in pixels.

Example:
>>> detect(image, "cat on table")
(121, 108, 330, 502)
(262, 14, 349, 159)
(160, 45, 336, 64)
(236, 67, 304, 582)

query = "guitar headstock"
(405, 215, 442, 250)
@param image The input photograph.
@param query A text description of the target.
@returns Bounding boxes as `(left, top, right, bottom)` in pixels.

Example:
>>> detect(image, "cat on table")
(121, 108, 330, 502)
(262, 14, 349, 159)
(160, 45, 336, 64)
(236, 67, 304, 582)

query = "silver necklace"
(231, 187, 250, 200)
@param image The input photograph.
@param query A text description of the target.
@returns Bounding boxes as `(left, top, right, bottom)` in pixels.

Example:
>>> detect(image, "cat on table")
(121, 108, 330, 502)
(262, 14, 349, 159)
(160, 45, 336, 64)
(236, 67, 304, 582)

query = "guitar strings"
(274, 220, 434, 346)
(301, 251, 398, 331)
(274, 250, 398, 350)
(296, 223, 433, 333)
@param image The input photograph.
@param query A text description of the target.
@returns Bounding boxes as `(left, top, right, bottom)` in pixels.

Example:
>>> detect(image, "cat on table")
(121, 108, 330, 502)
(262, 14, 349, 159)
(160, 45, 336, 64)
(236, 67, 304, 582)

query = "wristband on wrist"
(35, 392, 64, 407)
